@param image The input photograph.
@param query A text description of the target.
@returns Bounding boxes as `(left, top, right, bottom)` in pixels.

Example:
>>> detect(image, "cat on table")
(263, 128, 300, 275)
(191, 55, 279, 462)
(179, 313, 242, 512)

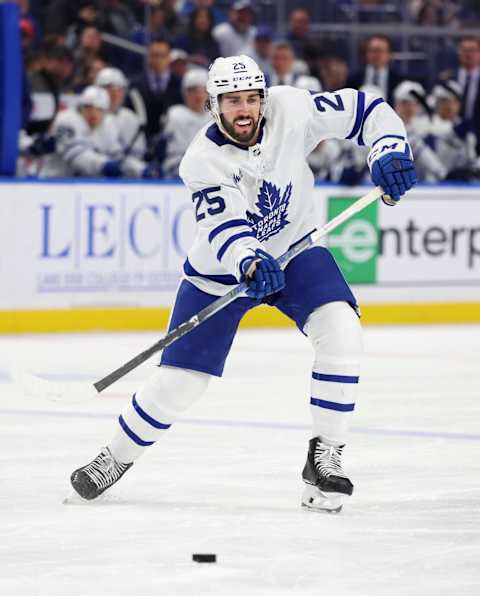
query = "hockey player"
(162, 68, 211, 178)
(94, 67, 147, 161)
(71, 56, 416, 512)
(41, 86, 150, 179)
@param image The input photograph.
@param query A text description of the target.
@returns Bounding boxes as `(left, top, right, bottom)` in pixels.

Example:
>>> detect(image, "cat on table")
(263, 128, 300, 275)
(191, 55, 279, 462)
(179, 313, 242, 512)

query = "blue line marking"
(1, 408, 479, 441)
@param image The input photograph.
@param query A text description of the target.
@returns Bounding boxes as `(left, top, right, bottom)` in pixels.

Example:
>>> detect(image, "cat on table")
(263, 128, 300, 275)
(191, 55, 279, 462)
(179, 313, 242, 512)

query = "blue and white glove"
(368, 138, 417, 205)
(101, 160, 122, 178)
(240, 248, 286, 300)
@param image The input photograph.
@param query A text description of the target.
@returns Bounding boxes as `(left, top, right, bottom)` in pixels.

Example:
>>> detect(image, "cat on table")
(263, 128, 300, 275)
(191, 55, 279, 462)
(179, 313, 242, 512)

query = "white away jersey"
(179, 85, 408, 296)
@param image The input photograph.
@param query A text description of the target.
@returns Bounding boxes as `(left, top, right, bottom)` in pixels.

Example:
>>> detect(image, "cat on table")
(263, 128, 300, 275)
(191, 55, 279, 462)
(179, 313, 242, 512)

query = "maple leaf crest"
(247, 180, 292, 242)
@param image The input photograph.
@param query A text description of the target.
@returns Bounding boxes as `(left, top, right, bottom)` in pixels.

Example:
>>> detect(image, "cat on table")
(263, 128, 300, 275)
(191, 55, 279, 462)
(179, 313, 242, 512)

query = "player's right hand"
(240, 249, 285, 300)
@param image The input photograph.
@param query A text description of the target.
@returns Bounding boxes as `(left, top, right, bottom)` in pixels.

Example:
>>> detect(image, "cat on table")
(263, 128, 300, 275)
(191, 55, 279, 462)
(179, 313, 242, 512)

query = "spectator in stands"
(161, 69, 210, 178)
(247, 25, 274, 83)
(269, 41, 303, 87)
(174, 7, 220, 67)
(130, 39, 183, 140)
(213, 0, 256, 58)
(95, 67, 147, 160)
(181, 0, 226, 25)
(427, 80, 478, 180)
(44, 0, 79, 36)
(71, 26, 108, 90)
(347, 35, 404, 104)
(64, 2, 101, 50)
(101, 0, 137, 39)
(393, 80, 447, 181)
(126, 6, 169, 76)
(27, 43, 74, 135)
(441, 37, 480, 148)
(318, 54, 349, 92)
(170, 49, 190, 79)
(75, 57, 107, 92)
(286, 8, 311, 60)
(41, 85, 151, 178)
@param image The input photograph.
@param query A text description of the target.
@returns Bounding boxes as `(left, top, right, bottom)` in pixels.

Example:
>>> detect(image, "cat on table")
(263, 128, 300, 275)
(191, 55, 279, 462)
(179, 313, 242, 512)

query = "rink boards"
(1, 179, 479, 332)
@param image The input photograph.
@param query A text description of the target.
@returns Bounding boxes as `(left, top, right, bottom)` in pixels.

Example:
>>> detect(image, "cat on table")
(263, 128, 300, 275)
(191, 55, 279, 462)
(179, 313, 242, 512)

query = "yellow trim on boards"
(0, 302, 480, 333)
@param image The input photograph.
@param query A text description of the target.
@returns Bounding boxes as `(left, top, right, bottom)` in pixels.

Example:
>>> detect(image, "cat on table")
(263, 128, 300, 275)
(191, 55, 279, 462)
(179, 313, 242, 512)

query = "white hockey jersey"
(111, 106, 146, 160)
(41, 108, 146, 178)
(162, 105, 211, 178)
(179, 86, 408, 296)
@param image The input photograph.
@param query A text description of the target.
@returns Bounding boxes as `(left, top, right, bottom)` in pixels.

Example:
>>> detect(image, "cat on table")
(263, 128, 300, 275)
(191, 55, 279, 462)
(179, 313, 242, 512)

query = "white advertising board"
(0, 181, 479, 313)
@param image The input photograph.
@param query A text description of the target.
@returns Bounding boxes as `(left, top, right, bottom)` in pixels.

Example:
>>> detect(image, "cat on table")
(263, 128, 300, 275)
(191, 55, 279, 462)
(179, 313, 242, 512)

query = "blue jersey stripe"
(372, 134, 406, 148)
(310, 397, 355, 412)
(312, 372, 359, 384)
(217, 231, 256, 261)
(208, 219, 251, 244)
(132, 394, 171, 429)
(357, 97, 385, 146)
(183, 258, 238, 285)
(118, 415, 155, 446)
(345, 91, 365, 140)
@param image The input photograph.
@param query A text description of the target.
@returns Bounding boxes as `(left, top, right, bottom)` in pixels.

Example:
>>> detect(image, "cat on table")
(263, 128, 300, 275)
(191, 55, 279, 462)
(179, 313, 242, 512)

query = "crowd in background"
(13, 0, 480, 183)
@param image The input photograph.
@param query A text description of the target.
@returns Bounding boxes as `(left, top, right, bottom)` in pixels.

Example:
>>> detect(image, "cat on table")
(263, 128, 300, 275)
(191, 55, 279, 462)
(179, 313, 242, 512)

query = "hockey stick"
(17, 186, 384, 401)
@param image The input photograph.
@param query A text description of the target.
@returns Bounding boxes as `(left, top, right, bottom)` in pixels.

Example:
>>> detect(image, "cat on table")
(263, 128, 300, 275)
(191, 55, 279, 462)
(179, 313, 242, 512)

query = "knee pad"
(136, 365, 211, 417)
(304, 301, 362, 374)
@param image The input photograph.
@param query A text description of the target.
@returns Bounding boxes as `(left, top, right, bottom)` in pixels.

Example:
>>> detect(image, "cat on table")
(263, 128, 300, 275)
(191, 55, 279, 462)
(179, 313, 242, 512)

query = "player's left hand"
(371, 152, 417, 206)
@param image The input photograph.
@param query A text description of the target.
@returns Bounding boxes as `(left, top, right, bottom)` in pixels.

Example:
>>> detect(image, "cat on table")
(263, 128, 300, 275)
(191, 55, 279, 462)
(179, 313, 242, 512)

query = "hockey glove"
(141, 164, 158, 179)
(240, 248, 286, 300)
(368, 139, 417, 205)
(101, 160, 122, 178)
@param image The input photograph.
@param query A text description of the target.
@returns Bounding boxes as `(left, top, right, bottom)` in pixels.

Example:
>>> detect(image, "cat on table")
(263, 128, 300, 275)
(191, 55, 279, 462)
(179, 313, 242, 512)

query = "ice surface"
(1, 326, 479, 596)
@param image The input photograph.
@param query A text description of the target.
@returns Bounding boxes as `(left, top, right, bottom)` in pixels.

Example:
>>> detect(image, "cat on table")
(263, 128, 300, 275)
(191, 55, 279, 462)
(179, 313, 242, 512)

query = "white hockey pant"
(304, 301, 363, 446)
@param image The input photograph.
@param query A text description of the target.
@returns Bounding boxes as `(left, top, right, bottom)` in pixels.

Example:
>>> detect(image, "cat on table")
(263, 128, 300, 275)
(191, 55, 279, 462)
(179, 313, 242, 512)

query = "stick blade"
(13, 368, 98, 403)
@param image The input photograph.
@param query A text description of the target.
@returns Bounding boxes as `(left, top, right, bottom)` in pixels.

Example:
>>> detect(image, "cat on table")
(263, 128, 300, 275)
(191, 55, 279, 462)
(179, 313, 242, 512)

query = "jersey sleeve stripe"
(345, 91, 365, 140)
(372, 133, 406, 147)
(217, 230, 256, 261)
(208, 219, 252, 243)
(183, 258, 238, 285)
(357, 97, 386, 146)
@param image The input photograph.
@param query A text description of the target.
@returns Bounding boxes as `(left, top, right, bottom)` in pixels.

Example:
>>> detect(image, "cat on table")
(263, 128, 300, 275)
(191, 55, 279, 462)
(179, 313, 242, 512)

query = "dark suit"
(129, 71, 183, 140)
(443, 68, 480, 152)
(347, 67, 404, 106)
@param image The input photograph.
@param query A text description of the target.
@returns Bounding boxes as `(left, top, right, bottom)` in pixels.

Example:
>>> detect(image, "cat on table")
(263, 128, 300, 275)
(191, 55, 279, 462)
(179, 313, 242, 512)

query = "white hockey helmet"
(182, 68, 208, 92)
(78, 86, 110, 110)
(393, 80, 425, 103)
(295, 75, 322, 93)
(206, 55, 267, 136)
(95, 67, 128, 88)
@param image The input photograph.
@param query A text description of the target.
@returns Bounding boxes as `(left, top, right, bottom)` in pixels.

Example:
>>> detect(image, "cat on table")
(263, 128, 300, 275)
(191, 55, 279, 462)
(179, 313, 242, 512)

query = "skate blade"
(301, 485, 344, 514)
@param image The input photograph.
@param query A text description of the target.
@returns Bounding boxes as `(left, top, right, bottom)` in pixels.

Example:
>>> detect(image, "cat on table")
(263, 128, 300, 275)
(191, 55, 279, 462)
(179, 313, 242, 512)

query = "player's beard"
(220, 114, 260, 145)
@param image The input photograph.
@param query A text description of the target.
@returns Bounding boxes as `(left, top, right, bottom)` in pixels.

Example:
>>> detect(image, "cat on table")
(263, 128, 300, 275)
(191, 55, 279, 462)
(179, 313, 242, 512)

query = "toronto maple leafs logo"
(247, 180, 292, 242)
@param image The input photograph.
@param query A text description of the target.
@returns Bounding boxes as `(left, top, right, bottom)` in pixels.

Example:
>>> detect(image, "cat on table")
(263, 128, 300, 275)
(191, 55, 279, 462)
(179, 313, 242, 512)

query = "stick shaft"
(94, 186, 383, 393)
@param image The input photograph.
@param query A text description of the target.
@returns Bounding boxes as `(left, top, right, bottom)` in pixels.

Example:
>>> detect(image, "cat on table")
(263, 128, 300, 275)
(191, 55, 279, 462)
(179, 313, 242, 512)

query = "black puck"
(192, 553, 217, 563)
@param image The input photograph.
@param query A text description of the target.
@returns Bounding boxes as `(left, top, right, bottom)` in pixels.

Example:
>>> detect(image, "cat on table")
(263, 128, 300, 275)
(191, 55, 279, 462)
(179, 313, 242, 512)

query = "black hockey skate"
(301, 437, 353, 513)
(70, 447, 133, 500)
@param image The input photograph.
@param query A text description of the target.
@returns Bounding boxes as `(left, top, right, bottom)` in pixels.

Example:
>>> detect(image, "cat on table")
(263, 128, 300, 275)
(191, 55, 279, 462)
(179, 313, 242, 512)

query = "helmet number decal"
(192, 186, 226, 222)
